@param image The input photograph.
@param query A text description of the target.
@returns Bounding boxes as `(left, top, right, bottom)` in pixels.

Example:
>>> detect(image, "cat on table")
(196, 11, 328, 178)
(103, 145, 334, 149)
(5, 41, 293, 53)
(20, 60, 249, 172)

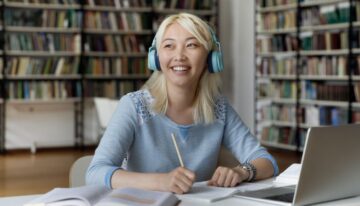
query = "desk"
(1, 193, 360, 206)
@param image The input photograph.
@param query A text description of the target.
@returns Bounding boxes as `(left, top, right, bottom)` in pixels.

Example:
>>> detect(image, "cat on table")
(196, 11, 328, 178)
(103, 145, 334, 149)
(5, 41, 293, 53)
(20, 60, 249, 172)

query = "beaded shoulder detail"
(127, 90, 154, 124)
(128, 90, 227, 124)
(214, 96, 226, 123)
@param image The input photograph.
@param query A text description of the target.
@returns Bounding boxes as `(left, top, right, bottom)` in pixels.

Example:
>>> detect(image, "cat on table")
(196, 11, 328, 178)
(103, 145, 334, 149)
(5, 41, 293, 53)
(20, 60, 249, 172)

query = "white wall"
(220, 0, 255, 132)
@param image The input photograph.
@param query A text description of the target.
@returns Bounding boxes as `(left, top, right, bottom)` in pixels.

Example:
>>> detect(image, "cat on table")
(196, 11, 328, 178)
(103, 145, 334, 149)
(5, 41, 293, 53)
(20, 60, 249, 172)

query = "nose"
(174, 46, 186, 61)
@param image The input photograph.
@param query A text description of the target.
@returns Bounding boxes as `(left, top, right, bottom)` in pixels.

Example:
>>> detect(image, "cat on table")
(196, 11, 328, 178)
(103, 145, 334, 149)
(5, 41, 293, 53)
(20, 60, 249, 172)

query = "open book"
(24, 185, 179, 206)
(178, 181, 272, 203)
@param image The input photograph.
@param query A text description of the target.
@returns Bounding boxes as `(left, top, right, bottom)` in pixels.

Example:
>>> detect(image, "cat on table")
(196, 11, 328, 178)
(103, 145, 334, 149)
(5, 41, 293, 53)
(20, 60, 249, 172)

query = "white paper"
(178, 181, 272, 203)
(274, 163, 301, 185)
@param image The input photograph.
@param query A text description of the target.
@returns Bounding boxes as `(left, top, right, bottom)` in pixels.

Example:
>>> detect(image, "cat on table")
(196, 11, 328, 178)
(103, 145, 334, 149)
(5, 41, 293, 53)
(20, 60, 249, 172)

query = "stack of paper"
(273, 163, 301, 185)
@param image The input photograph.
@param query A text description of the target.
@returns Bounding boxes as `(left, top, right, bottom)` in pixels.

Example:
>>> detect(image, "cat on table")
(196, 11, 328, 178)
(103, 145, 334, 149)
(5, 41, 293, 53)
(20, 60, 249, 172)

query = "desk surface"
(2, 193, 360, 206)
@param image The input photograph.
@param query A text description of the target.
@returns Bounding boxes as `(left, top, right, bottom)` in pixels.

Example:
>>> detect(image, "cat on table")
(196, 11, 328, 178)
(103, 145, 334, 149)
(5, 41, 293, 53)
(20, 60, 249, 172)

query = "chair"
(93, 97, 118, 141)
(69, 155, 93, 187)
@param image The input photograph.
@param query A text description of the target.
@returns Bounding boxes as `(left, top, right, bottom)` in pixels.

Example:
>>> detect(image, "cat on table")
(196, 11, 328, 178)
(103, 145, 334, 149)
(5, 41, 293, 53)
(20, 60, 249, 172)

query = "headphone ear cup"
(207, 51, 224, 73)
(148, 48, 158, 71)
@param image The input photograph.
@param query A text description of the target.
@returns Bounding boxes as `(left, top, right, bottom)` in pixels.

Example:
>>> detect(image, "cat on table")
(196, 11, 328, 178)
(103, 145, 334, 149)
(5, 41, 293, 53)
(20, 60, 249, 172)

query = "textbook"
(178, 181, 271, 203)
(24, 185, 179, 206)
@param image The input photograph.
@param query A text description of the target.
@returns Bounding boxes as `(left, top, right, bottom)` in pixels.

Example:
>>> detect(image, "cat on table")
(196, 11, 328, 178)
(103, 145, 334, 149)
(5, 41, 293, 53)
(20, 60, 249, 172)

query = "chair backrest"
(94, 97, 118, 129)
(69, 155, 93, 187)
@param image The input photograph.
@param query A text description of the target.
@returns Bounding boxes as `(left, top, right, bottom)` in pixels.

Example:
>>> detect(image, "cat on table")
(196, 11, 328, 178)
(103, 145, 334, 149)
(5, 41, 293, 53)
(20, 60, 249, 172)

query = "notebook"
(233, 124, 360, 206)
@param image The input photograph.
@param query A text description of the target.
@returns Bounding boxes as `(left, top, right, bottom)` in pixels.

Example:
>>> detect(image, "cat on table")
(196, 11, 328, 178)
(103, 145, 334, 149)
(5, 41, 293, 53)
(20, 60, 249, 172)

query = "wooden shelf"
(153, 8, 216, 15)
(299, 75, 349, 81)
(257, 28, 297, 34)
(5, 50, 81, 57)
(83, 5, 152, 12)
(300, 49, 349, 56)
(7, 98, 81, 104)
(261, 141, 297, 151)
(83, 29, 152, 35)
(6, 26, 81, 33)
(256, 3, 297, 13)
(4, 2, 81, 10)
(300, 0, 346, 8)
(300, 99, 349, 107)
(85, 74, 149, 80)
(6, 75, 81, 80)
(82, 52, 147, 57)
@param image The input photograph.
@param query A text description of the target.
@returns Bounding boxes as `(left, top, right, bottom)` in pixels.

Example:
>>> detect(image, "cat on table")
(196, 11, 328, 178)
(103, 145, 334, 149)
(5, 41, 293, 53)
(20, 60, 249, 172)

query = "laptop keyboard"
(265, 192, 294, 203)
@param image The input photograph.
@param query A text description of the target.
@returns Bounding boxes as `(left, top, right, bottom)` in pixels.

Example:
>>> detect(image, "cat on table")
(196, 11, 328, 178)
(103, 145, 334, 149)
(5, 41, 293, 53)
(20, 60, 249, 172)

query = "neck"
(167, 84, 197, 111)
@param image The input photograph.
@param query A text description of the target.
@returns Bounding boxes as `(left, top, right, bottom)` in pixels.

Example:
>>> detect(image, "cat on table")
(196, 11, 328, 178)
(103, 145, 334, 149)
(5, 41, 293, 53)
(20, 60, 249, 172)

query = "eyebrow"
(161, 37, 197, 43)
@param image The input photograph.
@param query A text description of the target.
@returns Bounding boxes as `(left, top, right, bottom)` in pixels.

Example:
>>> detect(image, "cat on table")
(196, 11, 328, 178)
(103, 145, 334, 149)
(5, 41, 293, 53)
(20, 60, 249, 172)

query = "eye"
(163, 43, 173, 49)
(187, 42, 199, 48)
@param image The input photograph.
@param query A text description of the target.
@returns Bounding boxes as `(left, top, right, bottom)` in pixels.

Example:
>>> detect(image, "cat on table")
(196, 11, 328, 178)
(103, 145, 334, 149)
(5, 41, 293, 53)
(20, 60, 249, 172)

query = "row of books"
(84, 34, 149, 53)
(300, 56, 348, 76)
(257, 81, 297, 99)
(354, 84, 360, 102)
(257, 10, 296, 31)
(84, 57, 150, 75)
(5, 80, 147, 100)
(7, 81, 81, 100)
(256, 0, 296, 8)
(0, 59, 4, 75)
(259, 104, 296, 122)
(257, 57, 296, 76)
(6, 0, 80, 4)
(256, 34, 298, 53)
(86, 0, 148, 7)
(301, 81, 349, 101)
(299, 106, 348, 126)
(83, 80, 145, 98)
(272, 81, 297, 99)
(5, 57, 80, 76)
(84, 11, 151, 31)
(7, 33, 81, 52)
(301, 31, 348, 51)
(301, 3, 350, 26)
(5, 9, 82, 28)
(261, 127, 297, 146)
(155, 0, 213, 10)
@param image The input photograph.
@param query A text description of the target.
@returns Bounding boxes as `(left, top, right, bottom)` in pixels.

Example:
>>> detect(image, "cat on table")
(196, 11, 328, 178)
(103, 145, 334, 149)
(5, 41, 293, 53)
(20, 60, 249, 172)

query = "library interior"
(1, 0, 360, 205)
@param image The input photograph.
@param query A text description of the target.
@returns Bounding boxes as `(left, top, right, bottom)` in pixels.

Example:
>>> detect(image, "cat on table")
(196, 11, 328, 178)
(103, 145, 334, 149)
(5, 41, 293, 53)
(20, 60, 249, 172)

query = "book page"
(96, 187, 179, 206)
(24, 185, 110, 206)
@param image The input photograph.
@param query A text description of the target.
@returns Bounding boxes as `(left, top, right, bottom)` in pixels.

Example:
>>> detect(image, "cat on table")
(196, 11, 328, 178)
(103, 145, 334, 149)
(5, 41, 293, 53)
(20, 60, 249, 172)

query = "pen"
(171, 133, 184, 167)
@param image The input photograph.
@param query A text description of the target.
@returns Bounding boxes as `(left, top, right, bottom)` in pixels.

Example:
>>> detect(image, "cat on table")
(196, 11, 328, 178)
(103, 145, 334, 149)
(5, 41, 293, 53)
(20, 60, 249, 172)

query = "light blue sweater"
(86, 90, 278, 188)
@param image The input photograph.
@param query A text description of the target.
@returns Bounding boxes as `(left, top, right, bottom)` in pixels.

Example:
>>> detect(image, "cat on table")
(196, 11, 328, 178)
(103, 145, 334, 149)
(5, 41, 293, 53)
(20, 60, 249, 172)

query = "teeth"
(173, 66, 187, 71)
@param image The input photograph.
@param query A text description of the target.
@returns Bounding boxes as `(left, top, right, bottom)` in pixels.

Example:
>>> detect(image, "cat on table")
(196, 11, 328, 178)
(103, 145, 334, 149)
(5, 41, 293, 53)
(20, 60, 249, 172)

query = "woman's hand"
(208, 166, 248, 187)
(161, 167, 196, 194)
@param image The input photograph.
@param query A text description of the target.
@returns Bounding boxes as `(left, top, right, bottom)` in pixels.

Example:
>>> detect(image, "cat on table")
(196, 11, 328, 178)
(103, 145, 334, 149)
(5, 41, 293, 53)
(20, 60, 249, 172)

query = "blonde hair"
(143, 13, 222, 124)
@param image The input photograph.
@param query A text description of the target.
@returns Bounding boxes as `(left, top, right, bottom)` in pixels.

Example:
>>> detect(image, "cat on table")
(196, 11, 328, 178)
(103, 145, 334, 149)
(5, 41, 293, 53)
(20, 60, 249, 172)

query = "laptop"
(234, 124, 360, 206)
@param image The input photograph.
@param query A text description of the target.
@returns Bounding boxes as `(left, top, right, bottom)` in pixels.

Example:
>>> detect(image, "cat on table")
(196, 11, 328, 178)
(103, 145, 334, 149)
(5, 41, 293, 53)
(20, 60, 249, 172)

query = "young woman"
(86, 13, 278, 194)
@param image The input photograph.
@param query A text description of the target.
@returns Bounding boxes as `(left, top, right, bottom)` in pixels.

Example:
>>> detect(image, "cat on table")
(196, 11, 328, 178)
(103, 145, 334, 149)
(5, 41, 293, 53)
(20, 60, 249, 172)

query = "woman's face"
(158, 23, 208, 90)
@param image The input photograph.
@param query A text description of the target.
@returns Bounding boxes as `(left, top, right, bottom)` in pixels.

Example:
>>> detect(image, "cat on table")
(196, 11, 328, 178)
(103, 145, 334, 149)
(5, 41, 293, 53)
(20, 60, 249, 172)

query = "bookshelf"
(0, 0, 219, 152)
(0, 0, 4, 153)
(255, 0, 360, 151)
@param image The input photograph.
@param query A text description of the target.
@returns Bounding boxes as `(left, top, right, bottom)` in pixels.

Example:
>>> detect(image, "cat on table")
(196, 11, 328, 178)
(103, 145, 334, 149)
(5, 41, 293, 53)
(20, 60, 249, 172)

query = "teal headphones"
(147, 27, 224, 73)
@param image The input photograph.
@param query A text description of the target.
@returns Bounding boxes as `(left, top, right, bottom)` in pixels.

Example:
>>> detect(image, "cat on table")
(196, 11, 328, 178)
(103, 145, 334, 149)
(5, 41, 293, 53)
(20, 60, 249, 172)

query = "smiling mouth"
(172, 66, 189, 71)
